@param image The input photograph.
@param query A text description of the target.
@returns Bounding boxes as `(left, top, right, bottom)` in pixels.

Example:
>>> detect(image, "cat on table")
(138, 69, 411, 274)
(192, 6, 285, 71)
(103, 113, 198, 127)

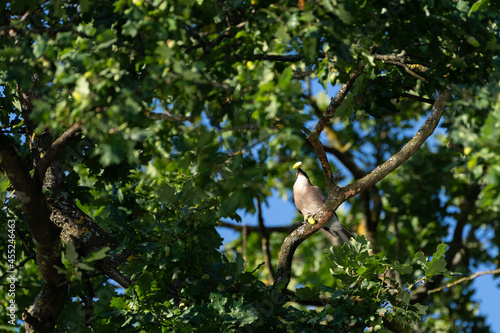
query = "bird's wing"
(301, 185, 326, 215)
(293, 194, 302, 215)
(310, 185, 326, 203)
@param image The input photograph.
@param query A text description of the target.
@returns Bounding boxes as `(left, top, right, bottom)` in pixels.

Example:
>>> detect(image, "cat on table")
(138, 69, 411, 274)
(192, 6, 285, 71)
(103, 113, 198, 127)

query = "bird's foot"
(307, 217, 317, 225)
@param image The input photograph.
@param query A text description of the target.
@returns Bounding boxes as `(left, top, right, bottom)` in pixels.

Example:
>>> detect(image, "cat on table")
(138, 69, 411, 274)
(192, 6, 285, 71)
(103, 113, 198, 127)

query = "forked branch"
(274, 87, 451, 288)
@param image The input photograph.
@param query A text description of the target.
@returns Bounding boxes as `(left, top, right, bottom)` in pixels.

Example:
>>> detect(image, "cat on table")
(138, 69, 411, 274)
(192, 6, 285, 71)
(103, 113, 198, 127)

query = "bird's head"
(292, 161, 310, 182)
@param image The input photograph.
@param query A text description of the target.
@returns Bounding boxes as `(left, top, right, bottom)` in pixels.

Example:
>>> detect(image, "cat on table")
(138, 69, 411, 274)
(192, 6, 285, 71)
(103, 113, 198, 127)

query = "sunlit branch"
(427, 268, 500, 294)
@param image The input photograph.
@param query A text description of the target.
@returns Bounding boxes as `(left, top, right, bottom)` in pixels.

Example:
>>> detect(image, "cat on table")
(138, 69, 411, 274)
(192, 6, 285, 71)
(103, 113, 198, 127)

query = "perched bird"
(292, 162, 354, 244)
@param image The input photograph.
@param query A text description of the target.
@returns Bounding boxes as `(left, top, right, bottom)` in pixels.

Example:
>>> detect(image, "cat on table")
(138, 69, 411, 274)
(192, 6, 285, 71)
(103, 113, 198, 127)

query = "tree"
(0, 0, 499, 332)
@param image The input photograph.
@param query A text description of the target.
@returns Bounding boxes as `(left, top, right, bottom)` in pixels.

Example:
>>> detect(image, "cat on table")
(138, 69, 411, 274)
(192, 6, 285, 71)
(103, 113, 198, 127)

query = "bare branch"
(254, 54, 306, 62)
(427, 268, 500, 294)
(147, 111, 195, 122)
(398, 92, 435, 104)
(341, 88, 450, 202)
(274, 68, 366, 288)
(274, 88, 451, 289)
(312, 65, 365, 137)
(309, 66, 365, 194)
(373, 53, 429, 82)
(218, 221, 298, 234)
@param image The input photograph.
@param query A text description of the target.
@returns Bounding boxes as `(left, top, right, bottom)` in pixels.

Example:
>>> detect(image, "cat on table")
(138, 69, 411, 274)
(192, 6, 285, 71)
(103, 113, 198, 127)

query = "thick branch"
(0, 134, 62, 281)
(48, 196, 132, 288)
(341, 88, 450, 201)
(323, 144, 382, 243)
(0, 133, 67, 331)
(274, 210, 336, 288)
(309, 136, 337, 195)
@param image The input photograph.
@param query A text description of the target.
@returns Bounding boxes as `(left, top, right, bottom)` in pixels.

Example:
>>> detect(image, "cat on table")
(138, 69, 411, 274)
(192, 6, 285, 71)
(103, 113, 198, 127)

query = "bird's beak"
(293, 161, 302, 170)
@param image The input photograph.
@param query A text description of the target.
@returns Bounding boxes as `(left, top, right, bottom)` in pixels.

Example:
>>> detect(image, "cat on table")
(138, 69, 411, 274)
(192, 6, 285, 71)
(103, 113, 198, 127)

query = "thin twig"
(0, 253, 36, 281)
(242, 224, 248, 265)
(407, 276, 427, 291)
(218, 221, 298, 234)
(376, 268, 389, 300)
(427, 268, 500, 294)
(399, 92, 435, 104)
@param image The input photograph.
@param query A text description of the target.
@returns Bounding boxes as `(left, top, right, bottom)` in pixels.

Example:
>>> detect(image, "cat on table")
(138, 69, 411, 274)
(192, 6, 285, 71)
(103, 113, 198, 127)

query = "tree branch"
(274, 87, 450, 289)
(218, 221, 299, 234)
(399, 92, 435, 104)
(373, 52, 429, 82)
(48, 195, 132, 288)
(312, 65, 365, 138)
(427, 268, 500, 294)
(0, 132, 67, 332)
(341, 88, 450, 202)
(274, 69, 366, 288)
(253, 54, 309, 62)
(36, 123, 82, 181)
(309, 65, 365, 195)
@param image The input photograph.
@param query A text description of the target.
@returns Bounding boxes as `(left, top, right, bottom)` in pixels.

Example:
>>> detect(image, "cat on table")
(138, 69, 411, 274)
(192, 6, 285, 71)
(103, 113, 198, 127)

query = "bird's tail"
(327, 224, 354, 245)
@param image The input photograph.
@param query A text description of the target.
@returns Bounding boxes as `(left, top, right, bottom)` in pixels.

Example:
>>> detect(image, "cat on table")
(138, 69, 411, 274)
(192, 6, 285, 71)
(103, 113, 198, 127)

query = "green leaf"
(296, 286, 320, 300)
(136, 273, 153, 297)
(469, 0, 489, 14)
(425, 259, 448, 278)
(425, 243, 448, 277)
(228, 298, 259, 326)
(65, 240, 78, 264)
(210, 293, 227, 312)
(76, 262, 94, 271)
(277, 68, 293, 89)
(156, 184, 176, 204)
(415, 252, 426, 268)
(84, 246, 110, 263)
(413, 303, 428, 315)
(433, 243, 448, 260)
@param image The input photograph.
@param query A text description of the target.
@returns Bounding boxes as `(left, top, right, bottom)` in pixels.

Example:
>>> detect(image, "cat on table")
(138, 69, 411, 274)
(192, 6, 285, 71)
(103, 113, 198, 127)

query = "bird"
(292, 161, 354, 244)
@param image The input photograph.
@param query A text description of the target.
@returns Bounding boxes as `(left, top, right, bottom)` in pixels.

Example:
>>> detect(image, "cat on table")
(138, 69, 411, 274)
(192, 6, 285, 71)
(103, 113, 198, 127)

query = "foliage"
(0, 0, 499, 332)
